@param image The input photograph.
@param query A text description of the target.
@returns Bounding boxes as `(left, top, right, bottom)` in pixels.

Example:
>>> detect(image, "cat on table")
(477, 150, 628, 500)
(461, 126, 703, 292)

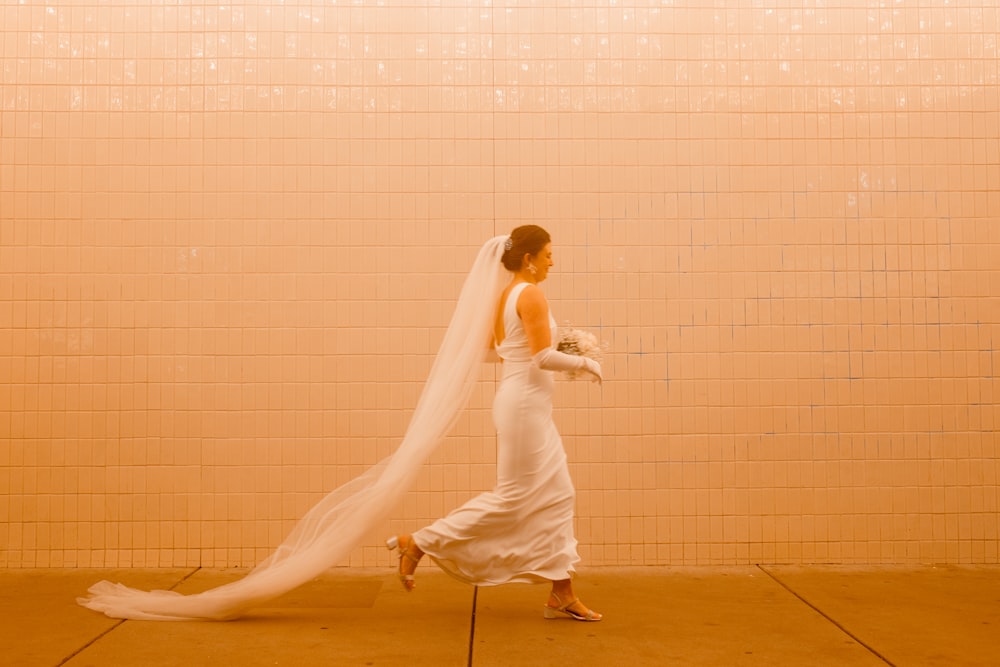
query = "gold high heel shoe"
(386, 535, 421, 592)
(543, 593, 603, 622)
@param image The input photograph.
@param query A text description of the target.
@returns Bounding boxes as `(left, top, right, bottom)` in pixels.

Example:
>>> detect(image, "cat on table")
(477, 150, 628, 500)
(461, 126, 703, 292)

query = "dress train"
(78, 237, 510, 620)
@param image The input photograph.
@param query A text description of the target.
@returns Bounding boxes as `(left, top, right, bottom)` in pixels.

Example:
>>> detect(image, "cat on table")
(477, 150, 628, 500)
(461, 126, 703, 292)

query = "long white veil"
(78, 236, 510, 620)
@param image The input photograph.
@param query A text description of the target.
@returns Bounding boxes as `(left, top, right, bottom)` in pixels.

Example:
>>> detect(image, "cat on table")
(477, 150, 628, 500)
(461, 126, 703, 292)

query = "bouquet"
(556, 326, 606, 380)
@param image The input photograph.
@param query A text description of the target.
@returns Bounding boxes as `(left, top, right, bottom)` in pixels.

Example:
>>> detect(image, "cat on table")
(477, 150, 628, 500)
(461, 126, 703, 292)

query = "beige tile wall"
(1, 1, 998, 568)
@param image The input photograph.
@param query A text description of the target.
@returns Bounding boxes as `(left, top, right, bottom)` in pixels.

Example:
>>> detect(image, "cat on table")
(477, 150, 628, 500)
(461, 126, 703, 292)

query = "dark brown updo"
(501, 225, 551, 272)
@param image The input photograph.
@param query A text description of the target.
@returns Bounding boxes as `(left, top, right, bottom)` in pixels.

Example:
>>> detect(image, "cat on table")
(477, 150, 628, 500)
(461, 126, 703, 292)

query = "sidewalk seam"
(756, 564, 896, 667)
(57, 568, 202, 666)
(467, 586, 479, 667)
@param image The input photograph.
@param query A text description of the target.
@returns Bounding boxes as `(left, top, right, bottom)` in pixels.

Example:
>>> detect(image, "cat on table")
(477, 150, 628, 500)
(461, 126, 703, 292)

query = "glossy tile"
(1, 1, 997, 568)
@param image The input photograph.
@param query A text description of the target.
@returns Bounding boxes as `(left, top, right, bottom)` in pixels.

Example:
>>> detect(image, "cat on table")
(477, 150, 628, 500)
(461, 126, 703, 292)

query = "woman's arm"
(519, 284, 601, 382)
(517, 284, 552, 355)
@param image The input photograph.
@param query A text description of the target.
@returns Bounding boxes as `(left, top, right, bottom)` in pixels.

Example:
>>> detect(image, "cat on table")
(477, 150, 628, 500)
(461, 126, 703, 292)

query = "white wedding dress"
(413, 282, 579, 584)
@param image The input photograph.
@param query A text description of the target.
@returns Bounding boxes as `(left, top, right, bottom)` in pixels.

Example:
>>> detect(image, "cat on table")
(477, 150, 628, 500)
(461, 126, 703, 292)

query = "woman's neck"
(513, 270, 538, 285)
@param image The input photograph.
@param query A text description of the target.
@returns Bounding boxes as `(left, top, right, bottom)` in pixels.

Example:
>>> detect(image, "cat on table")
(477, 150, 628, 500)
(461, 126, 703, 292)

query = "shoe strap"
(557, 597, 581, 612)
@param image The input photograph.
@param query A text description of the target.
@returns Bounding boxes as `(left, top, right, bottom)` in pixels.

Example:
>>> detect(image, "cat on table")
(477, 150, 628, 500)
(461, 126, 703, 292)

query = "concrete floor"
(2, 565, 998, 666)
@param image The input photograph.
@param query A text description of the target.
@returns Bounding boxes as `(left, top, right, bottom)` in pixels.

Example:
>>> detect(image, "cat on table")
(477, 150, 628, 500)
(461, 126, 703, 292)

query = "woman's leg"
(547, 579, 602, 621)
(389, 534, 424, 591)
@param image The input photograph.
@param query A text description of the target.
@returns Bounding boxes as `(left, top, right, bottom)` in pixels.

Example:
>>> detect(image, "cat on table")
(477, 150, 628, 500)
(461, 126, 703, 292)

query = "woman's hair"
(501, 225, 551, 271)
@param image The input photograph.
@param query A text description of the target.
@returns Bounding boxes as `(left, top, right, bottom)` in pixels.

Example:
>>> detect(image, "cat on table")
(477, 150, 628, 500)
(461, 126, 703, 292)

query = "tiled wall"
(1, 1, 998, 568)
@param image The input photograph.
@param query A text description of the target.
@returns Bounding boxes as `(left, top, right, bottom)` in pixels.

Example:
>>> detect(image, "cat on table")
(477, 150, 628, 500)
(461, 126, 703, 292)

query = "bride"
(388, 225, 603, 622)
(79, 226, 602, 622)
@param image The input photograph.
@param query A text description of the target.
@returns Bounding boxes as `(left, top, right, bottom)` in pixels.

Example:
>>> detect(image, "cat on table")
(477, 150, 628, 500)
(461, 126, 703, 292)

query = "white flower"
(556, 326, 605, 380)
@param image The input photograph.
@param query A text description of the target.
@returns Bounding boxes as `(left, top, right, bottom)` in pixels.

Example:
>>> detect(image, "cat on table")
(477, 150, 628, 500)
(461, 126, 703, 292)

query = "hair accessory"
(504, 236, 513, 251)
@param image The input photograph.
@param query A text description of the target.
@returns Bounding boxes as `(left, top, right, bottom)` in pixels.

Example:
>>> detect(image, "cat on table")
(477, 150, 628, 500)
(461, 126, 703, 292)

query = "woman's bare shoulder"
(516, 283, 549, 314)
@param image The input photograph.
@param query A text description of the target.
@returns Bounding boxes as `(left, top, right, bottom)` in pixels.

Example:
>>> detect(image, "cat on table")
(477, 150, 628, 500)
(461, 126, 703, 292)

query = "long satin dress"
(412, 282, 579, 585)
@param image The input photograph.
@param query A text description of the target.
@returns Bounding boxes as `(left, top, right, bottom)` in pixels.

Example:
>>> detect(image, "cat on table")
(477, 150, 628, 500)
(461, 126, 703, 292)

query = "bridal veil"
(78, 235, 510, 620)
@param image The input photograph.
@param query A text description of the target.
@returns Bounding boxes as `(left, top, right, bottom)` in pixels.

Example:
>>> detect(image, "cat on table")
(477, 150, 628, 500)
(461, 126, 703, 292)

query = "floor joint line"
(169, 567, 202, 591)
(756, 564, 896, 666)
(58, 567, 202, 665)
(57, 618, 125, 666)
(467, 586, 479, 667)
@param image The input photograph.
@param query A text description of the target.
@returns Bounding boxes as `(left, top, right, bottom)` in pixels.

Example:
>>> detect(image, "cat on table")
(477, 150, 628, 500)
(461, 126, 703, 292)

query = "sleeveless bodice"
(495, 282, 557, 363)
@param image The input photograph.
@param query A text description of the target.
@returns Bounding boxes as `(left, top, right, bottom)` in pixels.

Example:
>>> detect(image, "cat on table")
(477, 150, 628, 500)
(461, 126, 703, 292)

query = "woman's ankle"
(549, 581, 574, 604)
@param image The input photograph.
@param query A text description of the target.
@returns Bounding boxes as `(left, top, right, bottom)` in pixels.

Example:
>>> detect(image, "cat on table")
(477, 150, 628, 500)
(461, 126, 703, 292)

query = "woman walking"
(79, 227, 601, 622)
(389, 225, 603, 622)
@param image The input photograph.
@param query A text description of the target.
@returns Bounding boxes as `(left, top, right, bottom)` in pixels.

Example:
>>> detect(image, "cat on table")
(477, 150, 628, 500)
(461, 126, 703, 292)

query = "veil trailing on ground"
(78, 236, 510, 620)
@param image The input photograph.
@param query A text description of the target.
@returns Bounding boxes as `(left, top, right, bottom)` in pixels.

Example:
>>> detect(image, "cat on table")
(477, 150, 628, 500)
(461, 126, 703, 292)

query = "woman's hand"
(580, 357, 603, 384)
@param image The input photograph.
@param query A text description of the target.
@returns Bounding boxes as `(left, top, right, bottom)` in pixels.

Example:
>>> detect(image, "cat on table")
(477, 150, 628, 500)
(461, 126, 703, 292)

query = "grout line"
(57, 618, 126, 666)
(57, 568, 202, 666)
(467, 585, 479, 667)
(168, 567, 203, 591)
(756, 564, 896, 667)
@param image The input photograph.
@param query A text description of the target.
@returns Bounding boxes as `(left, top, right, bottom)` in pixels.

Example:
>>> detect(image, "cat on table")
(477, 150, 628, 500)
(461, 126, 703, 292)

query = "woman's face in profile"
(530, 243, 554, 282)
